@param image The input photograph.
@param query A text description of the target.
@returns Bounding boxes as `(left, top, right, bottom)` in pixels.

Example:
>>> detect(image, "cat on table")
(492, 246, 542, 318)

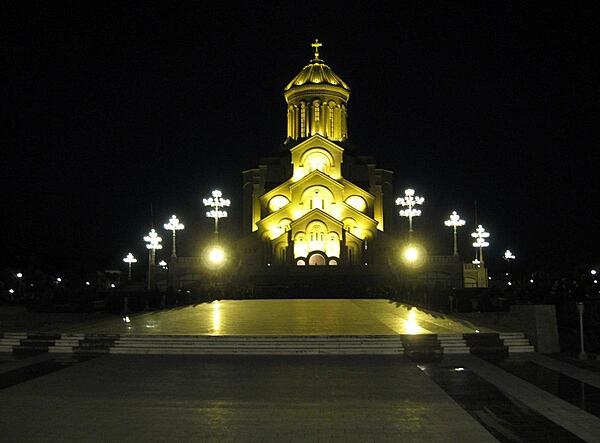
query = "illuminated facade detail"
(240, 40, 395, 270)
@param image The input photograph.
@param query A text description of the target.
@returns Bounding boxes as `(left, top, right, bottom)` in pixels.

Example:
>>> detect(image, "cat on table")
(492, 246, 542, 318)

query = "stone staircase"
(1, 332, 536, 356)
(0, 332, 28, 352)
(109, 335, 406, 355)
(48, 334, 118, 356)
(438, 334, 470, 354)
(500, 332, 536, 353)
(0, 332, 117, 356)
(0, 333, 61, 355)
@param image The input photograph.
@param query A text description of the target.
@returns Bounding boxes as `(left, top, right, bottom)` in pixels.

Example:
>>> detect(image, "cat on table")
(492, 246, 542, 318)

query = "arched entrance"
(308, 252, 326, 266)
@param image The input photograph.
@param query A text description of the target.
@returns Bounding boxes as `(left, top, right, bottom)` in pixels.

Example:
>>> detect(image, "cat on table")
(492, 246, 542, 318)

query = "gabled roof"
(289, 208, 344, 231)
(289, 134, 344, 157)
(289, 169, 344, 193)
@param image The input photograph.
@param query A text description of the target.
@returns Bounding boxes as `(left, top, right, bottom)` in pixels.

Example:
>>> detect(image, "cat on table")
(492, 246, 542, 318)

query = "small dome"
(284, 59, 350, 92)
(284, 40, 349, 92)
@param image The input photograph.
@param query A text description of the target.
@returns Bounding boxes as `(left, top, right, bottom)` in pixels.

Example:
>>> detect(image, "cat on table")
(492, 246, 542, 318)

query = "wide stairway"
(1, 332, 534, 356)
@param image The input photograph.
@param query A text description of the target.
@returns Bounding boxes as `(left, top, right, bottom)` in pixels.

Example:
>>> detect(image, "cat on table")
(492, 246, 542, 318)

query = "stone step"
(116, 336, 405, 341)
(113, 338, 403, 344)
(438, 335, 469, 354)
(507, 345, 535, 353)
(442, 347, 471, 354)
(0, 339, 22, 346)
(48, 346, 75, 353)
(53, 339, 81, 344)
(2, 333, 28, 339)
(502, 339, 532, 345)
(111, 345, 404, 352)
(499, 332, 527, 338)
(109, 347, 404, 355)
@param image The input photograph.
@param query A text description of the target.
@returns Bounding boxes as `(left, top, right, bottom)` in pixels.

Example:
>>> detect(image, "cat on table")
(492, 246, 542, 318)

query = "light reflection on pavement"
(62, 299, 497, 335)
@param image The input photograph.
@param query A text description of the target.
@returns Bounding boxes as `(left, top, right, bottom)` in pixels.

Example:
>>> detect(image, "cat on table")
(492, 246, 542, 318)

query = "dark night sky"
(3, 2, 599, 276)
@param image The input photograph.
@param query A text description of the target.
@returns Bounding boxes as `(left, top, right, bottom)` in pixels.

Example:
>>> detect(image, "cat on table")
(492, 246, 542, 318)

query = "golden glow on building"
(240, 40, 395, 269)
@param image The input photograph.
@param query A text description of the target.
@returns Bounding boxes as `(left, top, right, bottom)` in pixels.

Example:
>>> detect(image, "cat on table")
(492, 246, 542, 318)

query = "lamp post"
(576, 302, 586, 360)
(504, 249, 515, 261)
(444, 211, 466, 256)
(15, 272, 23, 300)
(471, 224, 490, 265)
(164, 214, 184, 258)
(203, 190, 230, 239)
(504, 249, 516, 285)
(143, 228, 162, 289)
(123, 253, 137, 281)
(396, 188, 424, 241)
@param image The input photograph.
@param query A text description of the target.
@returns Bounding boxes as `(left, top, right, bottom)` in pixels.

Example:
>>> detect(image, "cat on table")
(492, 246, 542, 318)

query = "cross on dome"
(311, 39, 322, 60)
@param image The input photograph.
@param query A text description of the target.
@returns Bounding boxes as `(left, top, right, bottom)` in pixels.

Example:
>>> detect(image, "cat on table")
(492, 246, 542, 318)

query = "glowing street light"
(208, 246, 225, 266)
(504, 249, 516, 261)
(396, 188, 424, 240)
(123, 253, 137, 281)
(164, 214, 184, 258)
(444, 211, 466, 256)
(471, 224, 490, 265)
(144, 228, 163, 289)
(203, 190, 230, 237)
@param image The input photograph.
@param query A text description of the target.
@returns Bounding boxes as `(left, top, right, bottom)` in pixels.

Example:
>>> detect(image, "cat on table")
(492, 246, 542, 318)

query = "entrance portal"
(308, 253, 326, 266)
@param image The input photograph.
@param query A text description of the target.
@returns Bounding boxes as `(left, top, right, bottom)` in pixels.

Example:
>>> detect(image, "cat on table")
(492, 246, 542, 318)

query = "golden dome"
(284, 40, 350, 92)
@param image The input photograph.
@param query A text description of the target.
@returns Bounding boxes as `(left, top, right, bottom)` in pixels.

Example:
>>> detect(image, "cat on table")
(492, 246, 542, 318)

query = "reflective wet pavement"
(2, 352, 600, 442)
(1, 354, 499, 442)
(420, 360, 585, 442)
(489, 355, 600, 419)
(59, 299, 497, 335)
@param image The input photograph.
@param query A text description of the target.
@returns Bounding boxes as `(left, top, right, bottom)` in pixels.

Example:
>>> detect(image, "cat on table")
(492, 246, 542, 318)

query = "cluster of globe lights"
(471, 224, 491, 266)
(203, 190, 230, 235)
(395, 188, 495, 269)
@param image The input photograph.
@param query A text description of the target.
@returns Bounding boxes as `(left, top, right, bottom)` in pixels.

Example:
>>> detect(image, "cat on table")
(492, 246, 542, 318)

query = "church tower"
(239, 40, 396, 274)
(284, 39, 350, 143)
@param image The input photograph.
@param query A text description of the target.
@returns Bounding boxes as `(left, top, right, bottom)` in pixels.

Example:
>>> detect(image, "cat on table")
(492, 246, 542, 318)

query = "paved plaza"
(2, 299, 600, 442)
(0, 354, 498, 442)
(60, 299, 497, 335)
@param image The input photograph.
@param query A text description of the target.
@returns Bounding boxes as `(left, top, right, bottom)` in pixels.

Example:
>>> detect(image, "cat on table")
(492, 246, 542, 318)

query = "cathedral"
(238, 41, 395, 270)
(171, 40, 483, 294)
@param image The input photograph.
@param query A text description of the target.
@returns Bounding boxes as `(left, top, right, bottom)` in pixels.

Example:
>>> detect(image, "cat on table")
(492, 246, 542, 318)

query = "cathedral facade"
(237, 42, 400, 281)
